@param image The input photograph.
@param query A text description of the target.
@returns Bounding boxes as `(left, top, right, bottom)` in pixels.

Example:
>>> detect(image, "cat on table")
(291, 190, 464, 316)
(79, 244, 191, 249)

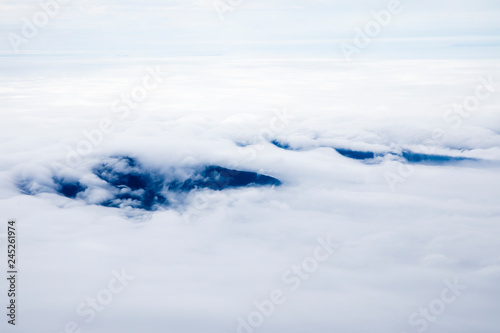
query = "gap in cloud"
(17, 155, 282, 212)
(168, 165, 281, 192)
(92, 156, 168, 211)
(268, 139, 481, 165)
(270, 139, 294, 150)
(401, 150, 477, 165)
(53, 177, 87, 199)
(334, 148, 376, 160)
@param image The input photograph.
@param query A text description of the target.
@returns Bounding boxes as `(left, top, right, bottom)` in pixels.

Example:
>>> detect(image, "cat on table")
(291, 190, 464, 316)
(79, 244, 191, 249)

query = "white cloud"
(1, 55, 499, 332)
(0, 1, 499, 330)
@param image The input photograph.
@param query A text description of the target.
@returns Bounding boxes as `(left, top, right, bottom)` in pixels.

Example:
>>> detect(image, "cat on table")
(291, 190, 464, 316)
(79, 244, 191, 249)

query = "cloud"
(0, 8, 499, 332)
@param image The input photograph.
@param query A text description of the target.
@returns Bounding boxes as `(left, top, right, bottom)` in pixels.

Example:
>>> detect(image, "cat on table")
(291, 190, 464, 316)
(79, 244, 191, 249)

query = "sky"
(1, 0, 500, 57)
(0, 1, 500, 333)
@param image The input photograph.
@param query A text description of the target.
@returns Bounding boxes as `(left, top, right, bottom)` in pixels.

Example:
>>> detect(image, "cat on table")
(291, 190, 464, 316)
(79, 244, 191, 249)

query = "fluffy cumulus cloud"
(0, 1, 500, 333)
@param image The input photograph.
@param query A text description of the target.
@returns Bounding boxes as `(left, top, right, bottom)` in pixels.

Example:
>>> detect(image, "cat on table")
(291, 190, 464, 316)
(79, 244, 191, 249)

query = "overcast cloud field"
(1, 1, 500, 333)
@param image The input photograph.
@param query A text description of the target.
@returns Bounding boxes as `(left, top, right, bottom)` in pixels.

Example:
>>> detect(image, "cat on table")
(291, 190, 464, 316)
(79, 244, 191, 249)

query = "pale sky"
(2, 0, 500, 57)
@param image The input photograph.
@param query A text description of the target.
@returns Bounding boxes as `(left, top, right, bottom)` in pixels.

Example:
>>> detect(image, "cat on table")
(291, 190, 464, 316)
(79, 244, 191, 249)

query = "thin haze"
(1, 0, 500, 57)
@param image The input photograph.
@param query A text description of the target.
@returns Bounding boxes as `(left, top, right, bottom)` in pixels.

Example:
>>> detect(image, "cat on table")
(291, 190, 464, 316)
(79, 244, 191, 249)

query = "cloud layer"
(0, 52, 499, 333)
